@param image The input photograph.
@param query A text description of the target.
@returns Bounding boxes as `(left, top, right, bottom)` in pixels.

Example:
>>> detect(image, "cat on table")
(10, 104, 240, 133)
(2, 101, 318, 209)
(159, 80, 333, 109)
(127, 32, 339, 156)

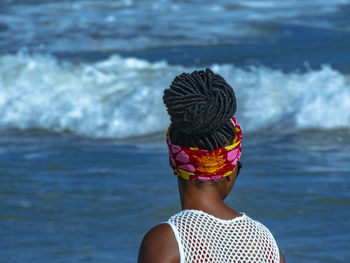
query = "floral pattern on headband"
(167, 117, 242, 181)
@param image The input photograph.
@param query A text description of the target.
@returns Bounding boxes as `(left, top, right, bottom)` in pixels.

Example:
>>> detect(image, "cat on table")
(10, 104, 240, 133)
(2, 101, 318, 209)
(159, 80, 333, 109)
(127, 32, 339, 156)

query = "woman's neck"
(180, 186, 240, 220)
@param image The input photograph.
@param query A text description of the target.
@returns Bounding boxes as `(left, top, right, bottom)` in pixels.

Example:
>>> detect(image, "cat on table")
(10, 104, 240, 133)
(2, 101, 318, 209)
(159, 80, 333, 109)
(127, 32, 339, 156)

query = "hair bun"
(163, 68, 236, 135)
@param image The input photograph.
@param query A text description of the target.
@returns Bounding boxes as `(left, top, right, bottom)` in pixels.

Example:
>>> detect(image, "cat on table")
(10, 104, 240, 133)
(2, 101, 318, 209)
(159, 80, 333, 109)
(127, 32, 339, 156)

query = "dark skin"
(138, 166, 286, 263)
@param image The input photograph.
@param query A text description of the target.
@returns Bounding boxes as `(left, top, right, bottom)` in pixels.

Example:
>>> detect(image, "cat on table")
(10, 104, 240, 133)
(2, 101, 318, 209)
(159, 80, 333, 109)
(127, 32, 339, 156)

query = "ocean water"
(1, 0, 350, 262)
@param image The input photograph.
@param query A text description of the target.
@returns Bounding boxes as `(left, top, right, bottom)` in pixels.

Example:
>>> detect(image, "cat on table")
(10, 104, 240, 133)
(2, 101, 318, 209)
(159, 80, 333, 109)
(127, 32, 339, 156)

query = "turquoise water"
(1, 0, 350, 262)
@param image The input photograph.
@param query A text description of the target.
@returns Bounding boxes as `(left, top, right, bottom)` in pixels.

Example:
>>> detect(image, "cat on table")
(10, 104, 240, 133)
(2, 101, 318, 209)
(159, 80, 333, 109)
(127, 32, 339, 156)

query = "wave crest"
(0, 53, 349, 139)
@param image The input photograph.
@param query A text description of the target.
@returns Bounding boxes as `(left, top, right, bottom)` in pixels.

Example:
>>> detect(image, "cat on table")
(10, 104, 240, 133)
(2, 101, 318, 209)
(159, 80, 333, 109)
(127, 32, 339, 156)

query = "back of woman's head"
(163, 68, 237, 150)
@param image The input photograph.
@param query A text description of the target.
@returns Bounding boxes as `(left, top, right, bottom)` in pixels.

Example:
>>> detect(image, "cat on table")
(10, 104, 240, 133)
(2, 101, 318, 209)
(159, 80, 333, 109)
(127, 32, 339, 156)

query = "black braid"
(163, 68, 237, 150)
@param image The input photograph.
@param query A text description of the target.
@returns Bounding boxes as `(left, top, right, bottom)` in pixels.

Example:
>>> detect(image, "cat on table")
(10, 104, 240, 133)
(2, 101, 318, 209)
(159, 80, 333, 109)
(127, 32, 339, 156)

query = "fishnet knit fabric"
(168, 210, 279, 263)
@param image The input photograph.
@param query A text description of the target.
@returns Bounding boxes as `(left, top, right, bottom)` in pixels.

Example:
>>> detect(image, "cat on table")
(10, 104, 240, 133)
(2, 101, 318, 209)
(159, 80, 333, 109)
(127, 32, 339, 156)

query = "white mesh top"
(167, 210, 279, 263)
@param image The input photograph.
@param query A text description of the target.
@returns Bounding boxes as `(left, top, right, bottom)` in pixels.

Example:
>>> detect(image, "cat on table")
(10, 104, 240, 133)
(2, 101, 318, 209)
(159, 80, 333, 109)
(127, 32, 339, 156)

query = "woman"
(138, 69, 286, 263)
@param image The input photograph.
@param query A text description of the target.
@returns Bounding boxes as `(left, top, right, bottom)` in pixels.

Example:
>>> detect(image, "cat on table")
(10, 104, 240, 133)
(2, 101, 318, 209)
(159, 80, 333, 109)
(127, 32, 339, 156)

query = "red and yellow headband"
(166, 117, 242, 181)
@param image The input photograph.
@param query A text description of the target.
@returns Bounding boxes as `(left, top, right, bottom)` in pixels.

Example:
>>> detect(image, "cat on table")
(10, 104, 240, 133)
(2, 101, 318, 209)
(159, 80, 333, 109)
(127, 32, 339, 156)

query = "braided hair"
(163, 68, 237, 150)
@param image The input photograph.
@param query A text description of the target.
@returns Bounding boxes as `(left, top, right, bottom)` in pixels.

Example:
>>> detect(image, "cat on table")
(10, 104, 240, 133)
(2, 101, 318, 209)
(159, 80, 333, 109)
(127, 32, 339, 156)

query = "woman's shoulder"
(137, 223, 179, 263)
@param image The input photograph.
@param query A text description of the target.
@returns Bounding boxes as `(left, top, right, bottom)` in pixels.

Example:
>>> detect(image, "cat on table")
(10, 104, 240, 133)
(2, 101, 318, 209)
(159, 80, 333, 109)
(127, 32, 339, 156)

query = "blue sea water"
(1, 0, 350, 262)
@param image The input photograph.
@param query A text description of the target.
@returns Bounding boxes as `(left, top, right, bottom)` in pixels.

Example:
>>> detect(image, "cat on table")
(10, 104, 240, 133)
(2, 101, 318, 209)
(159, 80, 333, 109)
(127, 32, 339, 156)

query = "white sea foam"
(0, 53, 188, 138)
(212, 64, 350, 132)
(0, 53, 349, 138)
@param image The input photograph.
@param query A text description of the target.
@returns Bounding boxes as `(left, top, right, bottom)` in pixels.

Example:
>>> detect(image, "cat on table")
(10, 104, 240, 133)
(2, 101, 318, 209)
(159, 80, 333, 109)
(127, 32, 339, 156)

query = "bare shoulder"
(279, 247, 286, 263)
(137, 223, 179, 263)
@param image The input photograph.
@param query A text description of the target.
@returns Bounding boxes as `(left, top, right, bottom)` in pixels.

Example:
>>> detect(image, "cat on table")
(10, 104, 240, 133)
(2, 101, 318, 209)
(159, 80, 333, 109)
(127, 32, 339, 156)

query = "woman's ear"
(221, 170, 237, 199)
(226, 164, 239, 182)
(225, 171, 236, 184)
(225, 174, 232, 183)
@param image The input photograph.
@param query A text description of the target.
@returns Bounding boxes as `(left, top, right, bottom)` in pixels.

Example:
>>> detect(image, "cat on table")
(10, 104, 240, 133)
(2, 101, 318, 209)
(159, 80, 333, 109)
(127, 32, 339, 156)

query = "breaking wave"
(0, 53, 349, 139)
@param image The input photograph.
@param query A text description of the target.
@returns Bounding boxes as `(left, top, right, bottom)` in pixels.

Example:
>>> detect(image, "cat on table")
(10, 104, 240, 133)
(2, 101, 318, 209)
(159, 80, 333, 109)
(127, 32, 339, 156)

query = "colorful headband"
(166, 117, 242, 181)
